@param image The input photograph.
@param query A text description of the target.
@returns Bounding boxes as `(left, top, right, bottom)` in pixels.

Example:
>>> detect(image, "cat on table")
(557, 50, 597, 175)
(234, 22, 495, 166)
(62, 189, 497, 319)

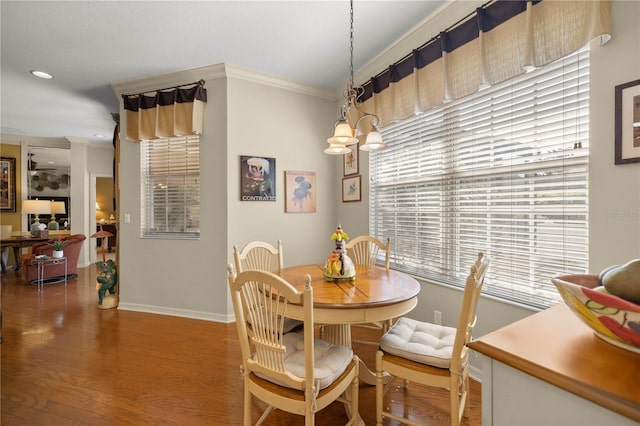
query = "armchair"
(22, 234, 86, 283)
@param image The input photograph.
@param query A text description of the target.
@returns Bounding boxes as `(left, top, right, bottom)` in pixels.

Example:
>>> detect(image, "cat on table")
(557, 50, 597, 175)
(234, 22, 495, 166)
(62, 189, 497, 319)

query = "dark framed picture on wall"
(0, 157, 17, 211)
(240, 155, 276, 201)
(343, 144, 359, 176)
(342, 175, 361, 202)
(614, 79, 640, 165)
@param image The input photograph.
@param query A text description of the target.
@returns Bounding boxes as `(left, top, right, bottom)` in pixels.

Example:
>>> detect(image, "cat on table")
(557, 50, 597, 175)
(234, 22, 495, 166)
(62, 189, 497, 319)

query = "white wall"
(69, 138, 114, 268)
(226, 68, 339, 268)
(114, 65, 229, 321)
(589, 0, 640, 270)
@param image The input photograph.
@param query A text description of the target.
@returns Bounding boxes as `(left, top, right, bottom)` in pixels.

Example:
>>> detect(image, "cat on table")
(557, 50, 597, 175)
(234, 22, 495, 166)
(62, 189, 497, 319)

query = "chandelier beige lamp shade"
(48, 201, 66, 230)
(22, 199, 52, 234)
(325, 0, 387, 155)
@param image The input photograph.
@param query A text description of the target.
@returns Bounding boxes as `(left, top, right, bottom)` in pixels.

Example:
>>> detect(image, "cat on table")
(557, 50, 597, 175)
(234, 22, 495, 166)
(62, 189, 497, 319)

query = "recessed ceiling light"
(94, 134, 105, 138)
(30, 70, 53, 79)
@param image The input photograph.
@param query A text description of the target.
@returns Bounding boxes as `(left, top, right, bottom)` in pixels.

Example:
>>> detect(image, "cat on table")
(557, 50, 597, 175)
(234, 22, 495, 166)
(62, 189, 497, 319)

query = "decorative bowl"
(552, 274, 640, 354)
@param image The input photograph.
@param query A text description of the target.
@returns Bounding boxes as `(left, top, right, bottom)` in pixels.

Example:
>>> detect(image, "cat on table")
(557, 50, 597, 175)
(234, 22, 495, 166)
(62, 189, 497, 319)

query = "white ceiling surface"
(1, 0, 445, 145)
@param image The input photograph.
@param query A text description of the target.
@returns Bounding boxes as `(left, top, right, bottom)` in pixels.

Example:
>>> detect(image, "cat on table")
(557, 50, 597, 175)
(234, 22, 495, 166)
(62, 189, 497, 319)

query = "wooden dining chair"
(233, 240, 302, 334)
(233, 240, 284, 273)
(344, 235, 390, 271)
(344, 236, 392, 343)
(375, 252, 489, 426)
(227, 265, 360, 426)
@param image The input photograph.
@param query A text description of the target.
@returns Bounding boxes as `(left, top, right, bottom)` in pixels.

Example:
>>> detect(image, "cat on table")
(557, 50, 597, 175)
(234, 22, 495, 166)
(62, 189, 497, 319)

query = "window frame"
(369, 48, 590, 310)
(140, 135, 201, 240)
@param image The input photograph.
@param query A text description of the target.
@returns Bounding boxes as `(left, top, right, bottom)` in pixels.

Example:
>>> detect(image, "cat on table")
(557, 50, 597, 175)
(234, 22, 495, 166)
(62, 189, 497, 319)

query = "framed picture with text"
(342, 175, 361, 202)
(343, 144, 359, 176)
(614, 79, 640, 165)
(240, 155, 276, 201)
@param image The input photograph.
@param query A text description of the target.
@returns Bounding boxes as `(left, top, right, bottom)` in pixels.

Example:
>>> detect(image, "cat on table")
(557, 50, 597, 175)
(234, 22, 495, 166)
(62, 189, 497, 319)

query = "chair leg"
(375, 350, 384, 426)
(462, 374, 470, 418)
(305, 387, 314, 426)
(243, 378, 252, 426)
(450, 375, 461, 426)
(350, 362, 360, 426)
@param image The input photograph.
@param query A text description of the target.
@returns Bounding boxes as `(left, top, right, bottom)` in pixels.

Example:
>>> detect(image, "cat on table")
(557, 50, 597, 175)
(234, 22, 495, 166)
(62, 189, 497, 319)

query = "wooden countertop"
(468, 303, 640, 422)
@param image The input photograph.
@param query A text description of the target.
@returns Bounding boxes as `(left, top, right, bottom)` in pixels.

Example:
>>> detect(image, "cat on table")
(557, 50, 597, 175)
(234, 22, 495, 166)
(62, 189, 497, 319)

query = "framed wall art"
(0, 157, 17, 211)
(343, 143, 359, 176)
(284, 170, 316, 213)
(614, 79, 640, 165)
(342, 175, 361, 202)
(240, 155, 276, 201)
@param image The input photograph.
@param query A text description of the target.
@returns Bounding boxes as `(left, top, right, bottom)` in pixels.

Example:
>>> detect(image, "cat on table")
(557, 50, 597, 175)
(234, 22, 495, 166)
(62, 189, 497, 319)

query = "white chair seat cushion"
(257, 333, 353, 390)
(380, 317, 456, 368)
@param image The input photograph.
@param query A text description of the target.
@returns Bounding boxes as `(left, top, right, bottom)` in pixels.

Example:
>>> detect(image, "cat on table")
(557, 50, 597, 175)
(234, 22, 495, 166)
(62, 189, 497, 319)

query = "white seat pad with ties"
(380, 316, 456, 368)
(256, 332, 353, 390)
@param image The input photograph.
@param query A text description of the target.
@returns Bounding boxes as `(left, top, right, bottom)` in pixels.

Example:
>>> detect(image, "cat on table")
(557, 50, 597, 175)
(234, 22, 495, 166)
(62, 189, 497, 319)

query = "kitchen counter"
(468, 303, 640, 425)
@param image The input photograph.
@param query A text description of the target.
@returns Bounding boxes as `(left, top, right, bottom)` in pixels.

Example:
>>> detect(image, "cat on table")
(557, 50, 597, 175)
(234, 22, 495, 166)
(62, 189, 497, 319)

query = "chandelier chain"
(349, 0, 354, 92)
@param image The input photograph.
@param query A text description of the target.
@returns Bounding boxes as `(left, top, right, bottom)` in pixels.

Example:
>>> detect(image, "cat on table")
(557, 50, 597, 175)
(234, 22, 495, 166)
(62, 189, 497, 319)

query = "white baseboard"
(117, 302, 233, 323)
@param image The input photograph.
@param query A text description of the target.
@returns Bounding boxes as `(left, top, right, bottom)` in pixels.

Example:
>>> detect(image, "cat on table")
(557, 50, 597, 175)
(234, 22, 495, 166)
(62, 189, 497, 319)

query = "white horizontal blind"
(370, 49, 589, 309)
(141, 135, 200, 239)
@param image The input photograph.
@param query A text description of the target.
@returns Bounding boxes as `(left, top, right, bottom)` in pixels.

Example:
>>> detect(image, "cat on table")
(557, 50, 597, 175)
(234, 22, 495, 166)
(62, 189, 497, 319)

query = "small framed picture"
(614, 79, 640, 165)
(284, 170, 316, 213)
(342, 175, 361, 202)
(343, 143, 359, 176)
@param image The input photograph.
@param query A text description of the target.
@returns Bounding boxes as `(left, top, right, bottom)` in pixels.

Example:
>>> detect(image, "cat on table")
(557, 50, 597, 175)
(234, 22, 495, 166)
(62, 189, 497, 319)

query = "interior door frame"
(90, 173, 112, 264)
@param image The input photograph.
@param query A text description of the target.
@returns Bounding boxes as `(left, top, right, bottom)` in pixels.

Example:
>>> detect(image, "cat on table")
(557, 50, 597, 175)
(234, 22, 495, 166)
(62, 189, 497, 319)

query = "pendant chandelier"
(324, 0, 386, 155)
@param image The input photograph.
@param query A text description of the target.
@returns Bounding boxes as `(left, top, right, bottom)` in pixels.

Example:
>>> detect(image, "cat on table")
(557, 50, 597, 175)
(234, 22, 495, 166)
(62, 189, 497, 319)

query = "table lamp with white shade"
(48, 201, 66, 230)
(22, 199, 52, 235)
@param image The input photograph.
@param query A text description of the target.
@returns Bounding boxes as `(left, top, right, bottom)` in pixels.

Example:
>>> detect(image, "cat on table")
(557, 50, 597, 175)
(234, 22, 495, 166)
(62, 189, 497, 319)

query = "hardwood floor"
(1, 264, 481, 425)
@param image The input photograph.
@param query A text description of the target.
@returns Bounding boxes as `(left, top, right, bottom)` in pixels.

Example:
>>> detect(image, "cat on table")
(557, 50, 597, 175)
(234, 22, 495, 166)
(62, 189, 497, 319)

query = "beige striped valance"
(122, 81, 207, 142)
(358, 0, 611, 128)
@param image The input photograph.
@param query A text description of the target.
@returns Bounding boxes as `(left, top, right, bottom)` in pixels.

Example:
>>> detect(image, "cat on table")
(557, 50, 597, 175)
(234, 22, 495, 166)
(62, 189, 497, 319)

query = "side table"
(31, 256, 67, 292)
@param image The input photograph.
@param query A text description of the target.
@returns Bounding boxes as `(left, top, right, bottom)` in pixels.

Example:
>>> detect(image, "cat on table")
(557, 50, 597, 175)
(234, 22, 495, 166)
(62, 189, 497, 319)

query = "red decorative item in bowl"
(552, 274, 640, 354)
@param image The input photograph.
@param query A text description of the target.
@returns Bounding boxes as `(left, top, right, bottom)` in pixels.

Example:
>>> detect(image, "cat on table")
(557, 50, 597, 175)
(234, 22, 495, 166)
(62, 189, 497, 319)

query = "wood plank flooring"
(1, 264, 481, 425)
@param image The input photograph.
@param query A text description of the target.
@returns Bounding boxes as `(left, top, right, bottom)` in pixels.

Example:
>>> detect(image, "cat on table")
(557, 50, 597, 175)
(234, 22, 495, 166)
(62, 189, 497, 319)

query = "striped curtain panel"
(359, 0, 611, 127)
(122, 82, 207, 142)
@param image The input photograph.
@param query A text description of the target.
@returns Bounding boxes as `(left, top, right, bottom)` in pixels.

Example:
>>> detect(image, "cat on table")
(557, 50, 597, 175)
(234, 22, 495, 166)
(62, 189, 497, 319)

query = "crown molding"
(224, 63, 336, 101)
(112, 62, 336, 102)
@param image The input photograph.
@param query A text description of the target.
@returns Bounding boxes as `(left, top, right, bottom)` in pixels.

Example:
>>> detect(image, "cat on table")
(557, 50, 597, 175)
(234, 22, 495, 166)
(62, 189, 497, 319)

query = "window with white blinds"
(370, 48, 589, 309)
(141, 135, 200, 239)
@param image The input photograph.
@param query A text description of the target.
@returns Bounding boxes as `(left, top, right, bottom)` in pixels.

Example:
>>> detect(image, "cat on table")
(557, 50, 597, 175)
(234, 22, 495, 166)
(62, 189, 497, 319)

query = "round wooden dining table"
(276, 263, 420, 326)
(275, 263, 421, 386)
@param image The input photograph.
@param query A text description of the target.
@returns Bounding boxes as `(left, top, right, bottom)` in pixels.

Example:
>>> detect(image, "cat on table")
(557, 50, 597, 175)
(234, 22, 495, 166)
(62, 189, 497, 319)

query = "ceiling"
(1, 1, 445, 146)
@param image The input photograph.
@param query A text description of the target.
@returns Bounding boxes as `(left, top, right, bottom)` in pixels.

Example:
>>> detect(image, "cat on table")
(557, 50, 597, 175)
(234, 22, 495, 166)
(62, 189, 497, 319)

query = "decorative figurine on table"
(323, 224, 356, 281)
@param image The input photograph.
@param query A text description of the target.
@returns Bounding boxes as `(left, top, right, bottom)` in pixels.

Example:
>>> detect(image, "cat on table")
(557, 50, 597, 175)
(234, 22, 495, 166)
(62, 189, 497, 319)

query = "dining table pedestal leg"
(321, 323, 392, 387)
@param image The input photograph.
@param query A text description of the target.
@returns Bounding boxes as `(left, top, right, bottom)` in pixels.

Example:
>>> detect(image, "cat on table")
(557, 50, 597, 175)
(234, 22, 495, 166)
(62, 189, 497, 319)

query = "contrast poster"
(240, 155, 276, 201)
